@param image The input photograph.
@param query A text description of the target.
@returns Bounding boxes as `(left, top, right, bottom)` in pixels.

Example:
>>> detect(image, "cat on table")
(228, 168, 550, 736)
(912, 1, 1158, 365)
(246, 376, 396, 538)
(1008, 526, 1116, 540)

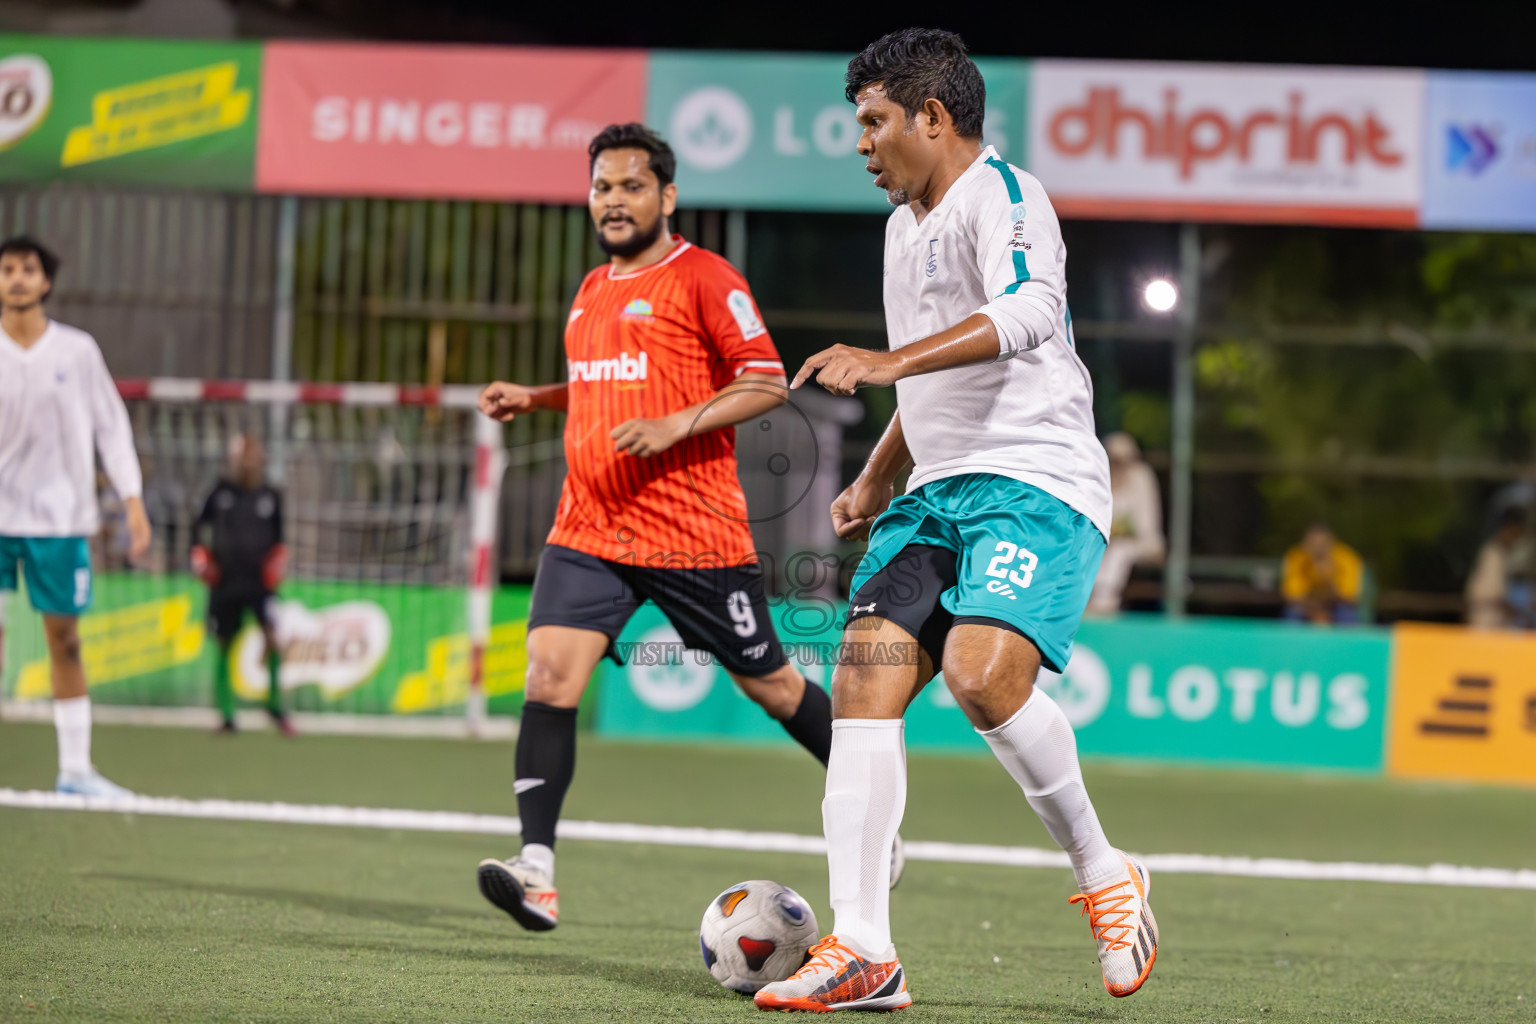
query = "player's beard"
(885, 188, 911, 207)
(597, 213, 665, 259)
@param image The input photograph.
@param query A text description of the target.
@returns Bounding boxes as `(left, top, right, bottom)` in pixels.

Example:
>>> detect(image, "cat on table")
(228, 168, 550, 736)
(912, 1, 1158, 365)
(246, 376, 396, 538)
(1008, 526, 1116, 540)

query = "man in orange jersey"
(473, 123, 899, 932)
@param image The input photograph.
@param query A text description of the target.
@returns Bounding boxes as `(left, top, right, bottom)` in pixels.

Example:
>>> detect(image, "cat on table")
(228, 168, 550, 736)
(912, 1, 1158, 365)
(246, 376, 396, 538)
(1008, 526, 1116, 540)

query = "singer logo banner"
(255, 42, 646, 202)
(1028, 60, 1424, 227)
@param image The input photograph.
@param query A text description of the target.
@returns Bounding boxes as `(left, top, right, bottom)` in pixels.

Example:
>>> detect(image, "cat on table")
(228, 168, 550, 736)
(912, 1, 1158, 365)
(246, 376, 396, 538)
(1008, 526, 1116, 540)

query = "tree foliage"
(1190, 228, 1536, 595)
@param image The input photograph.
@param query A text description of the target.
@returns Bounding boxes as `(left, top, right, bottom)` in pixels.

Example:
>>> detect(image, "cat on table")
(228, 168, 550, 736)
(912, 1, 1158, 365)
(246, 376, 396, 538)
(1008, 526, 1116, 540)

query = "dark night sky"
(346, 0, 1534, 72)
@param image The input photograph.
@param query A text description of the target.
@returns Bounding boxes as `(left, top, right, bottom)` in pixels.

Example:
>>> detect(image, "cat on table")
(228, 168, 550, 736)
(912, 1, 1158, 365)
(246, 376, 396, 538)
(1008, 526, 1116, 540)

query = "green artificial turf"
(2, 721, 1534, 1023)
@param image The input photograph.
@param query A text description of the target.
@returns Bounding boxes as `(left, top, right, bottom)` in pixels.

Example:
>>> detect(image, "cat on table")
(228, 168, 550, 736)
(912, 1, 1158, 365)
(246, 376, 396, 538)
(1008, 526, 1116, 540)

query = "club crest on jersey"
(621, 298, 654, 319)
(925, 239, 939, 277)
(567, 351, 648, 382)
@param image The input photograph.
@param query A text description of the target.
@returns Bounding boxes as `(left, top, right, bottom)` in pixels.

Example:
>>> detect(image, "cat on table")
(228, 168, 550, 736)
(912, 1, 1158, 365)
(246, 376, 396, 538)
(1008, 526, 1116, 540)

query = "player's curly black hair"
(588, 123, 677, 188)
(0, 235, 60, 281)
(845, 28, 986, 139)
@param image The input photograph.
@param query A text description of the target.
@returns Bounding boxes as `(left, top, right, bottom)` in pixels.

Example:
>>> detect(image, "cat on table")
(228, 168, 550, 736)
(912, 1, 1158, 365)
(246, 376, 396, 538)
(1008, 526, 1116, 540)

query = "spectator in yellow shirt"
(1282, 523, 1363, 624)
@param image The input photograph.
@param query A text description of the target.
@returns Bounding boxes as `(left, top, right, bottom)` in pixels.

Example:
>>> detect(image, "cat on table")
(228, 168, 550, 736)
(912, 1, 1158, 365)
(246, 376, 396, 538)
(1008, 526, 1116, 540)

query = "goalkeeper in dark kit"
(192, 433, 293, 735)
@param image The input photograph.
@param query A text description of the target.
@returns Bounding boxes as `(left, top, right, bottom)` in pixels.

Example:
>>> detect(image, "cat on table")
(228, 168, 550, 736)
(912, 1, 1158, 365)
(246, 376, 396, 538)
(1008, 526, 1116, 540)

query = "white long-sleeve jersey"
(883, 145, 1111, 538)
(0, 320, 142, 537)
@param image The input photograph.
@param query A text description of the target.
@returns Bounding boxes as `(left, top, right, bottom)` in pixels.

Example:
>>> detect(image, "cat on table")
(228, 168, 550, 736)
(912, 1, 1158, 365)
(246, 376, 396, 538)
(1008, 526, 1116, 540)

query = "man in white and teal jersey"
(756, 29, 1158, 1014)
(0, 236, 150, 797)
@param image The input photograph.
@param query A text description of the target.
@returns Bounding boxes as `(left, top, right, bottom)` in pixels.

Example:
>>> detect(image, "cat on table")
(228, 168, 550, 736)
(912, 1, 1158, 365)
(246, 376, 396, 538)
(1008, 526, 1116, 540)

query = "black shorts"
(845, 543, 1031, 672)
(208, 584, 275, 644)
(527, 544, 787, 678)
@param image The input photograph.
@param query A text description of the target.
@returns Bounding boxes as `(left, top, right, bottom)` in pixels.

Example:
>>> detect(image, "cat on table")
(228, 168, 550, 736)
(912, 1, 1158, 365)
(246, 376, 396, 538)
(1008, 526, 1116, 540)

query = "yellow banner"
(391, 620, 529, 714)
(17, 595, 205, 698)
(61, 61, 250, 167)
(1386, 623, 1536, 785)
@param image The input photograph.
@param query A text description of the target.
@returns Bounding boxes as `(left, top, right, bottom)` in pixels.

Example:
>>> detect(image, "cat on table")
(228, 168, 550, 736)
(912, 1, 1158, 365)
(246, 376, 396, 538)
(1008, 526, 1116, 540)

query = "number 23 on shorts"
(983, 540, 1038, 600)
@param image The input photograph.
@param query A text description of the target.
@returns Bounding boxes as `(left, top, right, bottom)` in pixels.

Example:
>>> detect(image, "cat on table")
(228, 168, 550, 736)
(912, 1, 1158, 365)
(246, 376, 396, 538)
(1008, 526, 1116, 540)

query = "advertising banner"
(596, 608, 1392, 772)
(645, 52, 1029, 211)
(0, 35, 259, 189)
(1420, 72, 1536, 231)
(1027, 60, 1424, 227)
(254, 42, 646, 202)
(1, 574, 535, 717)
(1386, 623, 1536, 786)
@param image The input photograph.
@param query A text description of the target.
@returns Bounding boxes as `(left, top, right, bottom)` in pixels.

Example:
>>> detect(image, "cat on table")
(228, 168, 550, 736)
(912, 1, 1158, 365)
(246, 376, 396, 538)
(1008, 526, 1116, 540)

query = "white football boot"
(477, 856, 559, 931)
(55, 768, 134, 799)
(754, 935, 912, 1012)
(1069, 850, 1159, 997)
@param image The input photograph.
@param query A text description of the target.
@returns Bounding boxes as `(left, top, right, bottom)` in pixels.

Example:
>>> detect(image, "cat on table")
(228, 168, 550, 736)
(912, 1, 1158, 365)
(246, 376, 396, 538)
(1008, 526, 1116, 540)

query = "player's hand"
(125, 496, 152, 563)
(611, 414, 685, 458)
(791, 345, 902, 395)
(478, 381, 536, 422)
(263, 544, 289, 590)
(831, 475, 895, 541)
(190, 544, 221, 586)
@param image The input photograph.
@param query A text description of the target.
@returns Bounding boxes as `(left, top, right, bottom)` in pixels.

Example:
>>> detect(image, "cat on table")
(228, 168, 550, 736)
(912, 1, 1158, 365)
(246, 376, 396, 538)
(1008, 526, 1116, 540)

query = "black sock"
(514, 702, 579, 849)
(778, 677, 833, 766)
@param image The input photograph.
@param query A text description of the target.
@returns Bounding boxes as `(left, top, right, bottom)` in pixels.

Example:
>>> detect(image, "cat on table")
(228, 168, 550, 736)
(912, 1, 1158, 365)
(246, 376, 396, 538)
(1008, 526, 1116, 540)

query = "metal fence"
(0, 188, 280, 378)
(121, 398, 480, 588)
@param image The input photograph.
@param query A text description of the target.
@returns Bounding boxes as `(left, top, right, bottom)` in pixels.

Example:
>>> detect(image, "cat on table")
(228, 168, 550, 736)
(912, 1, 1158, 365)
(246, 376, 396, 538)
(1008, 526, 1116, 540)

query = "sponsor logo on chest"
(567, 351, 648, 382)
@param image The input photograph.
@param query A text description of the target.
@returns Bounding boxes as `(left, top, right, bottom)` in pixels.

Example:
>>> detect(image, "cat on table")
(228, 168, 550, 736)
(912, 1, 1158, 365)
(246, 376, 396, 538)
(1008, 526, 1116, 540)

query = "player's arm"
(611, 370, 786, 458)
(477, 381, 568, 422)
(832, 411, 910, 540)
(795, 179, 1065, 395)
(190, 487, 221, 584)
(791, 316, 1001, 395)
(263, 489, 288, 591)
(87, 343, 151, 560)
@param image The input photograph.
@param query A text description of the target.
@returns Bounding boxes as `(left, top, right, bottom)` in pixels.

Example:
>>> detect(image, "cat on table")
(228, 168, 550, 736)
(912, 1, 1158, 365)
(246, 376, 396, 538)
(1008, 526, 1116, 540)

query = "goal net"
(0, 379, 508, 730)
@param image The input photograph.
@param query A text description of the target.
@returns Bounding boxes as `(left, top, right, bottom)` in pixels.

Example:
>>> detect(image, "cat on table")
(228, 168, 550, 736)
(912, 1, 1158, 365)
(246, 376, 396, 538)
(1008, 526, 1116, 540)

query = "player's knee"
(942, 668, 997, 708)
(941, 653, 1034, 728)
(44, 623, 82, 663)
(51, 636, 83, 664)
(523, 653, 583, 706)
(829, 661, 904, 719)
(736, 668, 802, 719)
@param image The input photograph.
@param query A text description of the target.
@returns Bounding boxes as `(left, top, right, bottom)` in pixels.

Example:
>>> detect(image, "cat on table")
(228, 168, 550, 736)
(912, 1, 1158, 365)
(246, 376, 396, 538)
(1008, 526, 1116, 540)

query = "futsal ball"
(698, 880, 819, 994)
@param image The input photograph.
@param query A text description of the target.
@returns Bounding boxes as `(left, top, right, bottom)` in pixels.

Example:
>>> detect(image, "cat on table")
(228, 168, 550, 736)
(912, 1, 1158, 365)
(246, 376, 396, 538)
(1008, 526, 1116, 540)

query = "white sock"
(520, 842, 555, 881)
(824, 719, 905, 960)
(978, 687, 1123, 891)
(54, 695, 92, 776)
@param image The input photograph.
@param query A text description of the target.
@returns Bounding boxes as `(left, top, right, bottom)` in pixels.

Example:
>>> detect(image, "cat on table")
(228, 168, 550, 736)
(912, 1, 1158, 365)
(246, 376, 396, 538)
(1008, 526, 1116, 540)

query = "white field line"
(0, 701, 517, 740)
(3, 789, 1534, 892)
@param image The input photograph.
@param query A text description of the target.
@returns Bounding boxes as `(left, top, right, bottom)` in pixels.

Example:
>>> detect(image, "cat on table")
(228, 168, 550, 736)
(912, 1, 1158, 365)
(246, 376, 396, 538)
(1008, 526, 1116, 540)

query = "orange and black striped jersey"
(547, 238, 784, 566)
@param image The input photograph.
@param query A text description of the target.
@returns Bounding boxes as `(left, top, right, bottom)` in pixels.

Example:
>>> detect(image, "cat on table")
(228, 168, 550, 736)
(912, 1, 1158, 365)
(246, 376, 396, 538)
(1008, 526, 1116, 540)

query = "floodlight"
(1143, 279, 1178, 313)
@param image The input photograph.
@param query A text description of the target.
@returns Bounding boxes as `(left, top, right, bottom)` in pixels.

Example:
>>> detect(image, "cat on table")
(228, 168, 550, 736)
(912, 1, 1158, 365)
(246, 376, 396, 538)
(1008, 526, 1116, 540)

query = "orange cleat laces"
(798, 935, 859, 976)
(1068, 879, 1139, 951)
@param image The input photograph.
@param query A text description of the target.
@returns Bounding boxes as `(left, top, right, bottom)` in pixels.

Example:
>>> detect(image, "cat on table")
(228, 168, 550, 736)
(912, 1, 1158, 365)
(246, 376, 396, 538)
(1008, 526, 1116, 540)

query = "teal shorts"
(847, 474, 1105, 673)
(0, 536, 93, 617)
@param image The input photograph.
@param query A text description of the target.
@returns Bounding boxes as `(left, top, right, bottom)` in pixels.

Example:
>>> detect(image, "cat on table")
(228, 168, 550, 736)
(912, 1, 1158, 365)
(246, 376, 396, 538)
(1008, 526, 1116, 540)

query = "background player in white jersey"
(0, 236, 150, 797)
(756, 30, 1157, 1012)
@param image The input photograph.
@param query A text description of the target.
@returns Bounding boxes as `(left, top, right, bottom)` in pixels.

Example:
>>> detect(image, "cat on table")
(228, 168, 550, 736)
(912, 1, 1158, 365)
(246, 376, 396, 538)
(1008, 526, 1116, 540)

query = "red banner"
(255, 42, 646, 202)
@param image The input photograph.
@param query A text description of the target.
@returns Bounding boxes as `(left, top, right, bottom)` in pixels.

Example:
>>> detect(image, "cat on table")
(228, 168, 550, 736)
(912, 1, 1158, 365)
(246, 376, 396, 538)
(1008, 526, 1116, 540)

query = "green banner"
(0, 35, 260, 189)
(1, 573, 533, 716)
(646, 51, 1030, 211)
(595, 607, 1391, 772)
